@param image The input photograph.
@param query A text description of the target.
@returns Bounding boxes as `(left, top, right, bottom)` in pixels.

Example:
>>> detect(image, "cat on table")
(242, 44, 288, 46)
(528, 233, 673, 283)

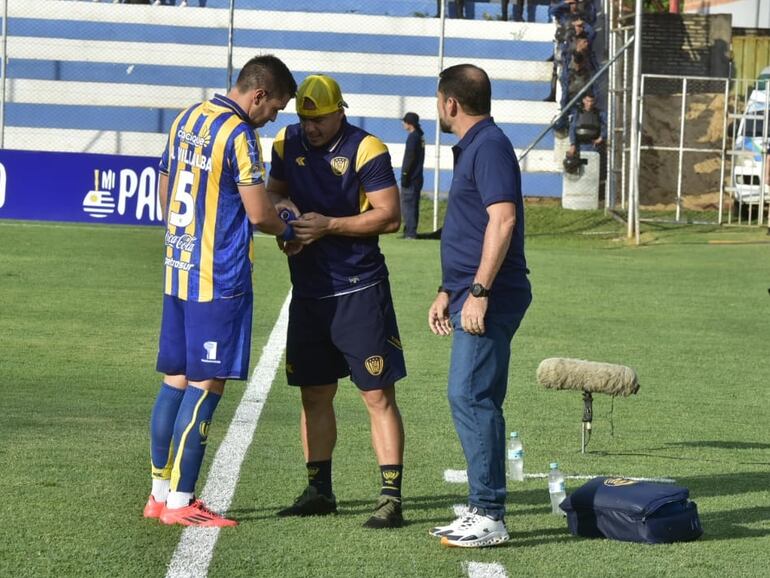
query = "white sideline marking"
(465, 562, 508, 578)
(165, 293, 291, 578)
(444, 469, 676, 484)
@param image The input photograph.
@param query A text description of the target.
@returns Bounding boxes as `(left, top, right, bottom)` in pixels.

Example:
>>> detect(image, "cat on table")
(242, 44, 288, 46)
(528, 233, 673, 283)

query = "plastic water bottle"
(506, 432, 524, 481)
(548, 462, 567, 515)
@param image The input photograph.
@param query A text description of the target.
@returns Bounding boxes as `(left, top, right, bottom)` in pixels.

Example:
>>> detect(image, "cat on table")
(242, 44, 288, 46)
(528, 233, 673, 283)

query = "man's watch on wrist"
(438, 285, 450, 295)
(469, 282, 490, 298)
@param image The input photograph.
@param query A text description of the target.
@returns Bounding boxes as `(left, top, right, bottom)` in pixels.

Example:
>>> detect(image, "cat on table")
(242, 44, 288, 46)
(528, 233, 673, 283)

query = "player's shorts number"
(168, 170, 195, 228)
(0, 162, 6, 209)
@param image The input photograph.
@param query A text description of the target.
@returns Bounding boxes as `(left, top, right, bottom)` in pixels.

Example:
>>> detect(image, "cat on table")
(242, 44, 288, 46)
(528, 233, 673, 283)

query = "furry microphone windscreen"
(537, 358, 640, 397)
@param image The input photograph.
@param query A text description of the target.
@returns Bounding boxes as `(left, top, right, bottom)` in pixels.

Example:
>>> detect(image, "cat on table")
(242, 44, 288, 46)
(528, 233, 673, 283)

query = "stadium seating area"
(3, 0, 605, 196)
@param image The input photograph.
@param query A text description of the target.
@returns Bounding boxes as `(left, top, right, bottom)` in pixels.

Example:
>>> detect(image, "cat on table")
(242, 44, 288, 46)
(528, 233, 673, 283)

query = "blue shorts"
(286, 281, 406, 390)
(156, 293, 253, 381)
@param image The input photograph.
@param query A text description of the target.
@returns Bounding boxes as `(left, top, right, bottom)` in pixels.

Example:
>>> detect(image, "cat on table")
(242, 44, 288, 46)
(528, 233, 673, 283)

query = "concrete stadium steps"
(4, 99, 557, 150)
(5, 0, 563, 196)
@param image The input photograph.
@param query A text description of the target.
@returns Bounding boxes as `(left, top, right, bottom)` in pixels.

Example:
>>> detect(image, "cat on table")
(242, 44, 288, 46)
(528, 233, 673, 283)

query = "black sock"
(307, 460, 332, 497)
(379, 464, 403, 500)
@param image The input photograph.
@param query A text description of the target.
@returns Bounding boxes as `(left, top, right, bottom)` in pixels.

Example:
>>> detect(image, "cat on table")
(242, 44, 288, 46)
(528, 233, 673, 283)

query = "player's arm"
(238, 182, 292, 238)
(291, 184, 400, 244)
(266, 175, 301, 216)
(158, 172, 170, 221)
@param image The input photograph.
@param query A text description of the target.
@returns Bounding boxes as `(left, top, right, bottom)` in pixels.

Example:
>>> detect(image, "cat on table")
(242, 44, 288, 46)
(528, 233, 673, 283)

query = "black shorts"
(286, 281, 406, 390)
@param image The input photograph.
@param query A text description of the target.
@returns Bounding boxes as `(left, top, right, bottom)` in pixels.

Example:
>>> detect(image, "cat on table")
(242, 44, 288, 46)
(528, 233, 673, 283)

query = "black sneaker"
(277, 486, 337, 517)
(363, 496, 404, 529)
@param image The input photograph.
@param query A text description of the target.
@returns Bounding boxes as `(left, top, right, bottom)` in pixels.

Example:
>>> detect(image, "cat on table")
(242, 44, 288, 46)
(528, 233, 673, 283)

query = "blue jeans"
(447, 307, 527, 519)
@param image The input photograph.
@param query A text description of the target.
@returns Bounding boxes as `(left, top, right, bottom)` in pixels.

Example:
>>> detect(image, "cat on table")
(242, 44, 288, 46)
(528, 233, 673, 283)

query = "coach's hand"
(291, 212, 330, 245)
(429, 292, 452, 336)
(461, 294, 487, 335)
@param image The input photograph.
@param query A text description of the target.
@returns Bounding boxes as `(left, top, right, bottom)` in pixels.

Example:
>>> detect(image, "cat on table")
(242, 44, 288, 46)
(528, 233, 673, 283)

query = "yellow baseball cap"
(296, 74, 348, 118)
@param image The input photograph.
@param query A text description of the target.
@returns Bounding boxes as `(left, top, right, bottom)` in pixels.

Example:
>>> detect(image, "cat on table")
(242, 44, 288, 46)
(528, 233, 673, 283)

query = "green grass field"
(2, 206, 770, 577)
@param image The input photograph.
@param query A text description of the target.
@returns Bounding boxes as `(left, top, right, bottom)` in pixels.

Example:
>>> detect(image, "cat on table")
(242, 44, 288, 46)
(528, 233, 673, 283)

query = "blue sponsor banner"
(0, 149, 162, 226)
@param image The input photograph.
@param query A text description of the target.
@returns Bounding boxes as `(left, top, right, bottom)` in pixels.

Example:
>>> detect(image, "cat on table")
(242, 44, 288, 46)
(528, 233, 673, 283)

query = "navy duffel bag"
(559, 476, 703, 544)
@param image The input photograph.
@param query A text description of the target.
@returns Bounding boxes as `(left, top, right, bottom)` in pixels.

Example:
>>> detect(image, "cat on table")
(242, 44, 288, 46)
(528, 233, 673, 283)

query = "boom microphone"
(536, 358, 639, 397)
(537, 357, 640, 453)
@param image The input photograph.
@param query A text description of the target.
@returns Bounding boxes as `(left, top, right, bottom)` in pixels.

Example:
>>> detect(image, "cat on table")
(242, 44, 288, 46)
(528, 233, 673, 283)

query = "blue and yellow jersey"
(159, 94, 264, 302)
(270, 120, 396, 298)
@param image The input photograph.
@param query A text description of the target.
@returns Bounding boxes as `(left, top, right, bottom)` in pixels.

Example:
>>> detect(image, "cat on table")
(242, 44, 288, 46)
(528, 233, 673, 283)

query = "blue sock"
(149, 383, 185, 479)
(170, 387, 221, 494)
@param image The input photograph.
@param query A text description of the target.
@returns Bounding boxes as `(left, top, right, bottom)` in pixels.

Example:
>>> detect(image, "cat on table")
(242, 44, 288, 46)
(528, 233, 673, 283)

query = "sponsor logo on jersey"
(295, 156, 306, 166)
(165, 231, 198, 252)
(177, 128, 211, 148)
(604, 478, 637, 487)
(365, 355, 384, 376)
(202, 340, 221, 364)
(330, 156, 349, 176)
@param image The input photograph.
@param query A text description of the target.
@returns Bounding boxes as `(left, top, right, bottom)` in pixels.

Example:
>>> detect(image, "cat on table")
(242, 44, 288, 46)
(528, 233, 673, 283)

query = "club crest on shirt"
(330, 156, 349, 176)
(365, 355, 384, 376)
(604, 478, 637, 487)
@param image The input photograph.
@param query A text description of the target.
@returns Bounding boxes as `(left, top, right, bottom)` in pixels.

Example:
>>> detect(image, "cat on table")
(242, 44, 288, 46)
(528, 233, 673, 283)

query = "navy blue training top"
(270, 120, 396, 298)
(440, 117, 531, 315)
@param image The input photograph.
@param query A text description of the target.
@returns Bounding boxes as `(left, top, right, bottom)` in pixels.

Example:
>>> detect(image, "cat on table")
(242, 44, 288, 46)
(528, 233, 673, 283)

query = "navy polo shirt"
(441, 117, 531, 315)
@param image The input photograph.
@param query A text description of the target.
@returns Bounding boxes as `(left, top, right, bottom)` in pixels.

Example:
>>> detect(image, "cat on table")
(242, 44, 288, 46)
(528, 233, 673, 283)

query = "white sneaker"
(429, 511, 469, 537)
(439, 509, 509, 548)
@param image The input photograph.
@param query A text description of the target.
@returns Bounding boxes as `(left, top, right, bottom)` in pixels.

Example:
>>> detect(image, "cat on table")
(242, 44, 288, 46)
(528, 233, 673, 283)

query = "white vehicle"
(732, 87, 770, 207)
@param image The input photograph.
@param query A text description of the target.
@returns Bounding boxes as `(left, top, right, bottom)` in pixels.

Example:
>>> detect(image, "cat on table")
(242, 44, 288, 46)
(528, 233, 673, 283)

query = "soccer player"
(267, 75, 407, 529)
(427, 64, 531, 547)
(143, 55, 297, 527)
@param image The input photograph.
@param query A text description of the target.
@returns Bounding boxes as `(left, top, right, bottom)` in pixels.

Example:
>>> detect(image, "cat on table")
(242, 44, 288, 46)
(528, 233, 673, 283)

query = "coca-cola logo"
(165, 231, 198, 252)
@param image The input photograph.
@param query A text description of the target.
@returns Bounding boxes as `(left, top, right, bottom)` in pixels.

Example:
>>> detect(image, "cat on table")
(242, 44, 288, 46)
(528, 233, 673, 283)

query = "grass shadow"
(698, 506, 770, 541)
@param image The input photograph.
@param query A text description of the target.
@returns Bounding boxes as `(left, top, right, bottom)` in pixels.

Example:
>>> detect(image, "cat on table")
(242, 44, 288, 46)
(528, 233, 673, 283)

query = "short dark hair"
(438, 64, 491, 116)
(236, 54, 297, 100)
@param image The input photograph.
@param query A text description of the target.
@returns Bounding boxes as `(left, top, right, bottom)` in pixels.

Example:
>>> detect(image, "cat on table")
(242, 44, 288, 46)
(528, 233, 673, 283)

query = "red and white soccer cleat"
(143, 495, 166, 519)
(159, 499, 238, 527)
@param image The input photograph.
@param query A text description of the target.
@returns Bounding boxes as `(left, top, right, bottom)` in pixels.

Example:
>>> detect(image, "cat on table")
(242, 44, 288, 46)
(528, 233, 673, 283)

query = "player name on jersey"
(171, 146, 212, 172)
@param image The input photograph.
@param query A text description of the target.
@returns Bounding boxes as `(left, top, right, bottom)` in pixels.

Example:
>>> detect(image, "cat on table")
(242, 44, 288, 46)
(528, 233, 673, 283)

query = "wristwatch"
(469, 283, 490, 298)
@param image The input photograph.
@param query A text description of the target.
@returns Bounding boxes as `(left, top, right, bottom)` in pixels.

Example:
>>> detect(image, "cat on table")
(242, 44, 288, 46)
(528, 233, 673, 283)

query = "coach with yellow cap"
(267, 74, 407, 529)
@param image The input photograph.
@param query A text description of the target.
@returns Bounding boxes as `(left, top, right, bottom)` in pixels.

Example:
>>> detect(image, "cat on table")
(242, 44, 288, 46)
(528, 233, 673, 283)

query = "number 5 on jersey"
(169, 170, 195, 228)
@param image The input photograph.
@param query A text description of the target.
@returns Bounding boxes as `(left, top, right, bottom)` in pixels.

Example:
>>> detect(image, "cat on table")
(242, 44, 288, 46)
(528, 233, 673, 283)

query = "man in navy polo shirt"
(267, 75, 407, 529)
(427, 64, 531, 548)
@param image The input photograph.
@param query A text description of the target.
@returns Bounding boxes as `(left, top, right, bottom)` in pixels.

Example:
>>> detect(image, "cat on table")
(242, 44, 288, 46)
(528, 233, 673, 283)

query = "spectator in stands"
(567, 92, 606, 157)
(453, 0, 468, 18)
(561, 52, 592, 106)
(502, 0, 537, 22)
(400, 112, 425, 239)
